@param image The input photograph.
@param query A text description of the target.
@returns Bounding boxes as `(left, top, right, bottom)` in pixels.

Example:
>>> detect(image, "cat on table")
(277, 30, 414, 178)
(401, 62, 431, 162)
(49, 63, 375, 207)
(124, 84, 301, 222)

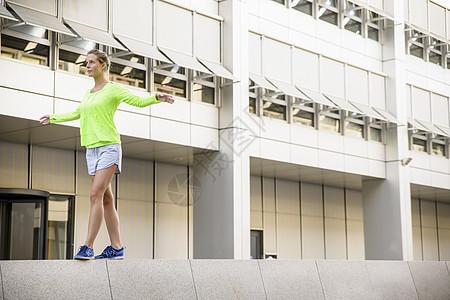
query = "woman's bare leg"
(83, 164, 117, 248)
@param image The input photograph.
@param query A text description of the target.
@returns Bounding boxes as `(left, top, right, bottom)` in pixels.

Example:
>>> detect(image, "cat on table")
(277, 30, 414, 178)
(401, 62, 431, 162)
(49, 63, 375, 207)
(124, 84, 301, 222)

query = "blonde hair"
(87, 49, 111, 73)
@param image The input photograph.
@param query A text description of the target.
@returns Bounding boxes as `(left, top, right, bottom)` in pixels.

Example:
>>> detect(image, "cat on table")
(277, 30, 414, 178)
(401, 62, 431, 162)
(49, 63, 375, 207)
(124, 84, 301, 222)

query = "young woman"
(40, 49, 174, 259)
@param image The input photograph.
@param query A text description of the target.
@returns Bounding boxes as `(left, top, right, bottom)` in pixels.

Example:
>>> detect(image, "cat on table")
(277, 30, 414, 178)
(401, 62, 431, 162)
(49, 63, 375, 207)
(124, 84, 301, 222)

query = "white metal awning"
(64, 19, 125, 50)
(408, 118, 430, 132)
(435, 125, 450, 137)
(0, 4, 18, 21)
(416, 120, 447, 136)
(8, 3, 74, 36)
(349, 101, 387, 121)
(323, 94, 362, 114)
(266, 78, 306, 99)
(198, 58, 235, 80)
(113, 34, 170, 63)
(158, 48, 211, 74)
(372, 107, 402, 124)
(249, 73, 278, 91)
(295, 87, 336, 107)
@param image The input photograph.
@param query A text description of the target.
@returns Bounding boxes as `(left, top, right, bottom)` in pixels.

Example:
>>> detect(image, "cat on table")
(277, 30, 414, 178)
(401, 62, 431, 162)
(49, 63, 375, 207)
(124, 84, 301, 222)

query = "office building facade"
(0, 0, 449, 261)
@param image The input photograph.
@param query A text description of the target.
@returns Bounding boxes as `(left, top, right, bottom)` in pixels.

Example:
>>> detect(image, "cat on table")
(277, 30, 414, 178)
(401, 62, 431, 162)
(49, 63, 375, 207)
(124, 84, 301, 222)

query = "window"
(250, 230, 263, 259)
(292, 0, 313, 15)
(292, 99, 315, 127)
(431, 140, 446, 157)
(367, 11, 380, 42)
(47, 195, 74, 260)
(109, 49, 146, 89)
(345, 112, 365, 139)
(428, 38, 443, 66)
(319, 111, 341, 133)
(154, 61, 187, 98)
(262, 91, 287, 121)
(343, 1, 362, 35)
(271, 0, 285, 4)
(193, 71, 216, 105)
(1, 25, 49, 66)
(369, 125, 383, 142)
(58, 35, 97, 75)
(411, 136, 427, 152)
(408, 30, 425, 59)
(249, 80, 258, 114)
(318, 0, 339, 25)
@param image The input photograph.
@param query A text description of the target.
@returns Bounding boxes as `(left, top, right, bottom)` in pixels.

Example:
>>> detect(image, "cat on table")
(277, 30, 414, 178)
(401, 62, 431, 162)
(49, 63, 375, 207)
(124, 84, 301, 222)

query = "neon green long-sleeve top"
(50, 82, 161, 148)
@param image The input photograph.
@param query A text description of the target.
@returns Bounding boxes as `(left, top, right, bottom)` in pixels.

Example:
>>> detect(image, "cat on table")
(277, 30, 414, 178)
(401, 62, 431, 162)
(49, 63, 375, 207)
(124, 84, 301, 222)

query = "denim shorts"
(86, 144, 122, 175)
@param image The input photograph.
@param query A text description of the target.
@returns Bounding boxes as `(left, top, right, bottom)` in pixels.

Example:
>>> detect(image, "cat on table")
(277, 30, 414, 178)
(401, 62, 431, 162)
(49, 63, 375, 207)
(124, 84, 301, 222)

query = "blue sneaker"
(95, 245, 124, 259)
(74, 245, 94, 260)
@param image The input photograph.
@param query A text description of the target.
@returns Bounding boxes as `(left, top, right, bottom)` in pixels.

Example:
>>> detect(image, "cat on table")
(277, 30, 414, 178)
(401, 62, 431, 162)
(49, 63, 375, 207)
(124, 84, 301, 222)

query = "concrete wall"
(1, 259, 449, 299)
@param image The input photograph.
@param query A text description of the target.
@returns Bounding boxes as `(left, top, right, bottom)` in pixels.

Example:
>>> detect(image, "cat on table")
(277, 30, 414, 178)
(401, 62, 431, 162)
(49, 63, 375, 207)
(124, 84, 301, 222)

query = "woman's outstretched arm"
(40, 106, 81, 125)
(116, 84, 174, 107)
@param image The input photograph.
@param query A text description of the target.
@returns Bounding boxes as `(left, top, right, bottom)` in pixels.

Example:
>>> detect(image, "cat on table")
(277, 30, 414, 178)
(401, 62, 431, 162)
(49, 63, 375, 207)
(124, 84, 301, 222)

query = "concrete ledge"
(258, 260, 324, 299)
(190, 259, 266, 300)
(0, 259, 449, 300)
(316, 260, 374, 299)
(408, 261, 450, 300)
(107, 259, 196, 299)
(0, 260, 110, 300)
(366, 261, 418, 300)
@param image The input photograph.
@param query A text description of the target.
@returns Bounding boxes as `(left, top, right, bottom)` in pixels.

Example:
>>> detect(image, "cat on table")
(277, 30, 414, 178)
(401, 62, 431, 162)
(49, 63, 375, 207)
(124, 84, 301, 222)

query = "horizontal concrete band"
(0, 260, 449, 300)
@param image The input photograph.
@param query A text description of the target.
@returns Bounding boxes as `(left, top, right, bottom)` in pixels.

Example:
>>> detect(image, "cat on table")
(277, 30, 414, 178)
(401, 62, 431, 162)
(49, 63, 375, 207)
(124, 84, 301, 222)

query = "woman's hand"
(156, 93, 175, 104)
(40, 115, 50, 125)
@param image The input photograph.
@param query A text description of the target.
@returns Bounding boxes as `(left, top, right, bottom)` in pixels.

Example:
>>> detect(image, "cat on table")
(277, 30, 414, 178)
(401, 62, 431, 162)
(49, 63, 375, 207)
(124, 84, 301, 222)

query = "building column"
(362, 0, 414, 260)
(192, 0, 251, 259)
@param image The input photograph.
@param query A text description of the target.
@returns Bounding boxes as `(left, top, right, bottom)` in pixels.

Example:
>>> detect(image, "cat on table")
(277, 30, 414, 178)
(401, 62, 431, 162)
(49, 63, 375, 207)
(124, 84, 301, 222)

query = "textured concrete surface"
(258, 260, 324, 299)
(190, 259, 266, 300)
(107, 259, 196, 299)
(2, 259, 450, 300)
(316, 260, 375, 300)
(0, 260, 110, 300)
(408, 261, 450, 300)
(366, 260, 418, 300)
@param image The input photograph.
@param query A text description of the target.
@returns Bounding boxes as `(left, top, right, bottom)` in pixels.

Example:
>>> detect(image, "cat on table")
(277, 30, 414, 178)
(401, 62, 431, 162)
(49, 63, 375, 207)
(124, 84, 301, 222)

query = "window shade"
(263, 37, 291, 83)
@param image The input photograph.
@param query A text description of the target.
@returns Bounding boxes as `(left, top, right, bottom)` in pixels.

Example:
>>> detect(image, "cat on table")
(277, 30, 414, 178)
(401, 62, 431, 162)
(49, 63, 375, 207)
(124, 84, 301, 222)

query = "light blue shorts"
(86, 144, 122, 176)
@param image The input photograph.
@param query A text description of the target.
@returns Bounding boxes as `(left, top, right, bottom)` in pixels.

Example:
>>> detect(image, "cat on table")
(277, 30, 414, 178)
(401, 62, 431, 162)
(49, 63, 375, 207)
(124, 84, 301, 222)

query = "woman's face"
(85, 54, 105, 78)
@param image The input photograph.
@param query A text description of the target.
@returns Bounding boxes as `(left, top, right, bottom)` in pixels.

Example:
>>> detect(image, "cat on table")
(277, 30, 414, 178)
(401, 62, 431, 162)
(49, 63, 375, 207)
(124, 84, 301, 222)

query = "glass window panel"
(432, 142, 446, 156)
(320, 115, 340, 133)
(193, 84, 215, 105)
(271, 0, 285, 4)
(429, 51, 442, 66)
(369, 127, 382, 142)
(293, 109, 314, 127)
(292, 0, 312, 15)
(319, 9, 338, 25)
(368, 26, 379, 42)
(154, 73, 186, 98)
(110, 62, 146, 89)
(58, 50, 88, 75)
(249, 97, 256, 114)
(319, 0, 337, 8)
(412, 137, 427, 152)
(409, 44, 424, 59)
(111, 50, 145, 65)
(1, 34, 49, 66)
(263, 101, 286, 121)
(156, 62, 186, 75)
(345, 121, 364, 139)
(344, 18, 362, 35)
(47, 196, 71, 260)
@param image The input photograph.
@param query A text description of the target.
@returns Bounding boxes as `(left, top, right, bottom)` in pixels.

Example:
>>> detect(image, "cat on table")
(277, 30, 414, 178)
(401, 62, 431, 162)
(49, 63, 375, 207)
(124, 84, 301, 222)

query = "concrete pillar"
(193, 0, 251, 259)
(362, 0, 414, 260)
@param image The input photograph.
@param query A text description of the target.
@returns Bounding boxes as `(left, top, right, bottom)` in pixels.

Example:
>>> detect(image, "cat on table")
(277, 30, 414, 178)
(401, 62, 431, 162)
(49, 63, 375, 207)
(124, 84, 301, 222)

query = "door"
(0, 188, 49, 260)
